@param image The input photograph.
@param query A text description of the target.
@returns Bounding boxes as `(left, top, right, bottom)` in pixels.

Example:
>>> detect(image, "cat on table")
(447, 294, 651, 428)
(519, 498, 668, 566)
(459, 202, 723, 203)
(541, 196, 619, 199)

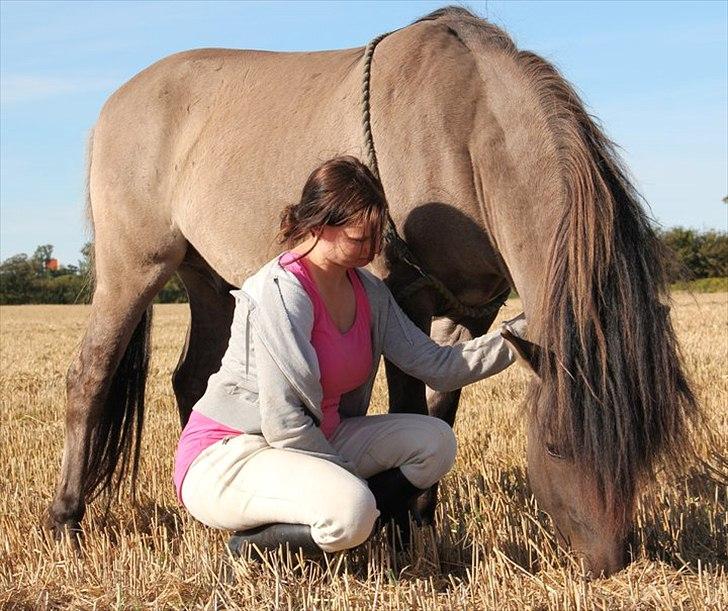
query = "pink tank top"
(278, 251, 372, 437)
(172, 252, 372, 504)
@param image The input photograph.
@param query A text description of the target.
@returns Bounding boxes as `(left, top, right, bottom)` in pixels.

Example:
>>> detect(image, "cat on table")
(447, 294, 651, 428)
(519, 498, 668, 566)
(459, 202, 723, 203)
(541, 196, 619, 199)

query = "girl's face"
(316, 219, 383, 268)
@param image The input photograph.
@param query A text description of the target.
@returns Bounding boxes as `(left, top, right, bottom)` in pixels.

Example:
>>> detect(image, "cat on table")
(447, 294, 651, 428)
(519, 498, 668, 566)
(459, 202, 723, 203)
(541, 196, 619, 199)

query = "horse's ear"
(501, 327, 541, 377)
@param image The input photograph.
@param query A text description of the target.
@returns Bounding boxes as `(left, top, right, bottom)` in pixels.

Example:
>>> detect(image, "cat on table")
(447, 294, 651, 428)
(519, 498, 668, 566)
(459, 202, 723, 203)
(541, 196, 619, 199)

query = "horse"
(47, 6, 697, 577)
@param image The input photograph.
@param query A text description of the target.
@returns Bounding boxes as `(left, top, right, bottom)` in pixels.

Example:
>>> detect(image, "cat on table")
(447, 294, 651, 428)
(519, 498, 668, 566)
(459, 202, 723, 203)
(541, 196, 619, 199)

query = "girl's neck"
(290, 242, 349, 291)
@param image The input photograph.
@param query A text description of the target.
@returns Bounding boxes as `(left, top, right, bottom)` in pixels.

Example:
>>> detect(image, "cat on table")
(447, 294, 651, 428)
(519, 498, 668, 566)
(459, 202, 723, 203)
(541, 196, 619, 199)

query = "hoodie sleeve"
(381, 288, 527, 392)
(253, 277, 359, 476)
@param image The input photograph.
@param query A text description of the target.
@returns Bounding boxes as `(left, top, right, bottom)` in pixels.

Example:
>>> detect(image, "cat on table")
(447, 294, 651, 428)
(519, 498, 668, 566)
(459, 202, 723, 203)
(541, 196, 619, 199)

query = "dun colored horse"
(47, 7, 696, 576)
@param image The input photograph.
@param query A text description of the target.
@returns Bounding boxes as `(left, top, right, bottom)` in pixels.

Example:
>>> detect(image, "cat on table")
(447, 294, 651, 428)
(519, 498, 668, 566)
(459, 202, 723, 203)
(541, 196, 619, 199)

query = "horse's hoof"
(44, 512, 83, 546)
(414, 492, 436, 526)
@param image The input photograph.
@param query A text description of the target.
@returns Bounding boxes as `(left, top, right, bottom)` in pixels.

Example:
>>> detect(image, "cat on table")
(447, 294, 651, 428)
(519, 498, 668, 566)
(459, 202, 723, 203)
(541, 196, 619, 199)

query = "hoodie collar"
(232, 254, 388, 421)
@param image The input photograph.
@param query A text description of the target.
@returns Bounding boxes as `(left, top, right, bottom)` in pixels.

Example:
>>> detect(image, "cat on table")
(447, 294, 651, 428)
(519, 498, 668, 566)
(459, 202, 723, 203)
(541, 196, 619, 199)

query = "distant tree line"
(657, 227, 727, 281)
(0, 242, 187, 305)
(1, 228, 726, 305)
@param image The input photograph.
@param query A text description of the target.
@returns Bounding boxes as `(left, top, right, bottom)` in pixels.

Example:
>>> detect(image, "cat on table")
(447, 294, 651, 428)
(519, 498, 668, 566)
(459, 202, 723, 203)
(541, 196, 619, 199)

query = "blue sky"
(1, 0, 726, 265)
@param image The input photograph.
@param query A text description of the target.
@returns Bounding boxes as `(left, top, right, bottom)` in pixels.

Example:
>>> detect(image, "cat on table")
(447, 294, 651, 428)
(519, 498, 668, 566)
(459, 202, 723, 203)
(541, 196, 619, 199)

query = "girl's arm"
(382, 289, 527, 392)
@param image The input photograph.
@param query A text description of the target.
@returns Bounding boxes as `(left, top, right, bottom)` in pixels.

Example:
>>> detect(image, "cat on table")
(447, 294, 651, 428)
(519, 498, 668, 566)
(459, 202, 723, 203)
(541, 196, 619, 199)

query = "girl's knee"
(312, 482, 379, 552)
(423, 417, 457, 482)
(431, 417, 457, 475)
(403, 416, 457, 489)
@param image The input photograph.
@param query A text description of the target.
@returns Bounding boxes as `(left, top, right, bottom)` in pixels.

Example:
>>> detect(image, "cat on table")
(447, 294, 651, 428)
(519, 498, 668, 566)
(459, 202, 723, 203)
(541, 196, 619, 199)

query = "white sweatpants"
(180, 413, 457, 552)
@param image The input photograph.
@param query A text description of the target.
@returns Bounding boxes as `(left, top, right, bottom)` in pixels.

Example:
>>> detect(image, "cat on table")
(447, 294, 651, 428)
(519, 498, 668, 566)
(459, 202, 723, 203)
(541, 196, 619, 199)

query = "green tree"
(55, 264, 79, 277)
(36, 274, 90, 304)
(700, 230, 728, 277)
(658, 227, 728, 281)
(0, 254, 37, 304)
(78, 241, 93, 275)
(659, 228, 705, 280)
(155, 273, 188, 303)
(31, 244, 54, 275)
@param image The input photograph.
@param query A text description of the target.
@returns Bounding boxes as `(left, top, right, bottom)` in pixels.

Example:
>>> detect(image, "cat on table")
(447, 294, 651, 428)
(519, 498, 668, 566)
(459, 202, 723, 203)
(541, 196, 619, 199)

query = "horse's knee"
(65, 329, 117, 407)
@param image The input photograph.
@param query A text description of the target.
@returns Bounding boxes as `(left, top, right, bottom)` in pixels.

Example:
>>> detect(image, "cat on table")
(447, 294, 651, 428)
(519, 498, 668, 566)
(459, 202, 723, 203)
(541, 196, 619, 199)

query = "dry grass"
(0, 293, 726, 609)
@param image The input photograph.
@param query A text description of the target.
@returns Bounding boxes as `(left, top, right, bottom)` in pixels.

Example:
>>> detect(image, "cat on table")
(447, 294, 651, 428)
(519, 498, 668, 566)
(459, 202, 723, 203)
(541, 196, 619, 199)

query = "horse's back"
(88, 44, 371, 281)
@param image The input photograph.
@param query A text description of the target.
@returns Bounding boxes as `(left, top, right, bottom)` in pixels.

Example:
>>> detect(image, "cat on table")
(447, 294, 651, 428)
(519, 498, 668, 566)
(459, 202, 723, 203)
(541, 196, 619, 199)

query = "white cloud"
(0, 74, 121, 105)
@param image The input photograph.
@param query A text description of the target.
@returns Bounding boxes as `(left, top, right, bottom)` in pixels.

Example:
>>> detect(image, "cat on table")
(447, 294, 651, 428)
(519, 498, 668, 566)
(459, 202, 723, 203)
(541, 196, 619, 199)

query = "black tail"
(83, 306, 153, 505)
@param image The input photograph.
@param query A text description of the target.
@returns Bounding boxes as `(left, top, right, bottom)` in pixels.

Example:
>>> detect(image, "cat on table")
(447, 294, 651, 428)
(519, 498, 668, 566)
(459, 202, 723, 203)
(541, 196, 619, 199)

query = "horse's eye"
(545, 443, 564, 459)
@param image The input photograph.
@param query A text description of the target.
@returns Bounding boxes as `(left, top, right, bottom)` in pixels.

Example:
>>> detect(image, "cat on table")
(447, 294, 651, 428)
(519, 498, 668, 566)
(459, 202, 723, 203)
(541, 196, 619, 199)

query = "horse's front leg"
(382, 282, 436, 417)
(416, 313, 499, 524)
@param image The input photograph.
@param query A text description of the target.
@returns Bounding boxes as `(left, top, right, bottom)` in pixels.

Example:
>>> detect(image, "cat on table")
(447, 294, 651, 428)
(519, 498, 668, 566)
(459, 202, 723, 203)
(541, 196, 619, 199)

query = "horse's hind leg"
(172, 246, 235, 428)
(47, 222, 185, 538)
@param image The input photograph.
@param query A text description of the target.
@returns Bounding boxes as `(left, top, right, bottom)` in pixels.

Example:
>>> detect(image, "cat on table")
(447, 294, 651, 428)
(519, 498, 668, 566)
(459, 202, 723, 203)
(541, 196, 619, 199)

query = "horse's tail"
(79, 125, 152, 506)
(83, 307, 153, 505)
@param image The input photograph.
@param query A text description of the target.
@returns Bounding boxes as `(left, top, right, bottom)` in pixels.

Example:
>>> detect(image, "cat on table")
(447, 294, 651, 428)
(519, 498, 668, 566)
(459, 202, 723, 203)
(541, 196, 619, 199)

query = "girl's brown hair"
(277, 155, 388, 262)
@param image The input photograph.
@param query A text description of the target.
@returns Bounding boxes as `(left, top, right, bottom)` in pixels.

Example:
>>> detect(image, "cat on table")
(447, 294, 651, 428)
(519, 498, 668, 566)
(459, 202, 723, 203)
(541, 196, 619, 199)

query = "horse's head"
(503, 327, 632, 577)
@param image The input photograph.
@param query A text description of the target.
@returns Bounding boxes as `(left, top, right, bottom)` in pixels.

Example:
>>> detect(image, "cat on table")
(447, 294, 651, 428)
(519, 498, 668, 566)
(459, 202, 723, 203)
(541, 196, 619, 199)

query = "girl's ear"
(501, 327, 541, 377)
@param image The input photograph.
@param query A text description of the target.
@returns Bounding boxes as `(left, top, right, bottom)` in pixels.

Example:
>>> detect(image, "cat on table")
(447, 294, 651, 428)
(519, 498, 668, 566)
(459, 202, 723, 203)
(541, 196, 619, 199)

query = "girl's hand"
(500, 311, 527, 339)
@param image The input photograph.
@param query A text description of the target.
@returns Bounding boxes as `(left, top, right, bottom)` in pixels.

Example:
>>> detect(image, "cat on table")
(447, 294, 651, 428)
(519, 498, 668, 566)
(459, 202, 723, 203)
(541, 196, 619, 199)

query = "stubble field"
(0, 293, 726, 609)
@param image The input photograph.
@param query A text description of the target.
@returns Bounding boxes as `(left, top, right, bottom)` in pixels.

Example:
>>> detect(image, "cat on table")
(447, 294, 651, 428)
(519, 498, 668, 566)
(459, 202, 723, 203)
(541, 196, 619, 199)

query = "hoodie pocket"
(227, 377, 259, 396)
(225, 382, 259, 414)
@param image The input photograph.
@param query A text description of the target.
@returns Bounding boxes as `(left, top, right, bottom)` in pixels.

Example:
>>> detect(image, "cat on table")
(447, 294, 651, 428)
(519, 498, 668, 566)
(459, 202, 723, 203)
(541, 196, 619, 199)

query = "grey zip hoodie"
(192, 254, 526, 475)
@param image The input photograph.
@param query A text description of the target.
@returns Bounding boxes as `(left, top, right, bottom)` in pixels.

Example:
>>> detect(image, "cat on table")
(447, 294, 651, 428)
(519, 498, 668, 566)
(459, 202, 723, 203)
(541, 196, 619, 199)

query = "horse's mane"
(412, 6, 699, 524)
